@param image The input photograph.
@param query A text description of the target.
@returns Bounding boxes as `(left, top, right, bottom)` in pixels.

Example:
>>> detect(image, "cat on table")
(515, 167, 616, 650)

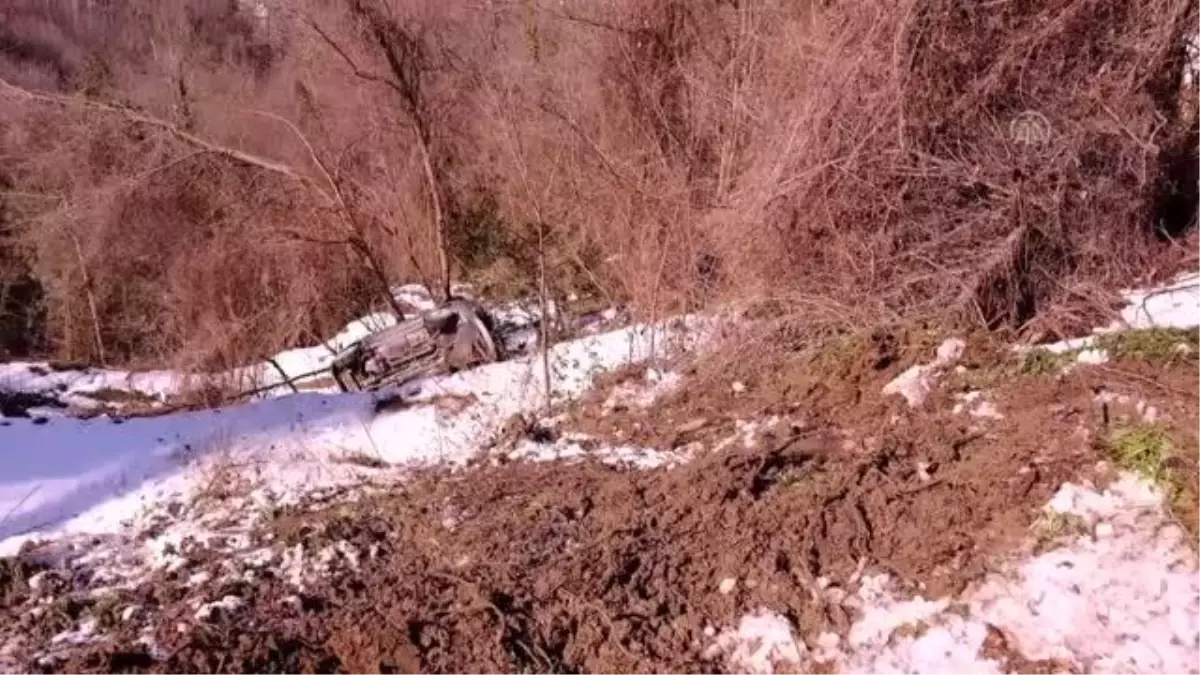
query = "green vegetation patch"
(1103, 423, 1175, 487)
(1093, 327, 1199, 364)
(1017, 348, 1074, 376)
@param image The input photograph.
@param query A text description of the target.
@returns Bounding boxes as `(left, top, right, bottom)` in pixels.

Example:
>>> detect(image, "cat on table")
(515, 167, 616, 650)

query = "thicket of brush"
(0, 0, 1195, 370)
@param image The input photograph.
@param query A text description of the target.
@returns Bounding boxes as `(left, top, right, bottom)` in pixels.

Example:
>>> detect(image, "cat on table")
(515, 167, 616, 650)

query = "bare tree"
(0, 76, 408, 321)
(309, 0, 455, 302)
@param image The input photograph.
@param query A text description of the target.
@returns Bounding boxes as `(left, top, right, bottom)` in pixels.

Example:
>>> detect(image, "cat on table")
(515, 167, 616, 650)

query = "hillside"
(0, 0, 1198, 673)
(0, 274, 1196, 673)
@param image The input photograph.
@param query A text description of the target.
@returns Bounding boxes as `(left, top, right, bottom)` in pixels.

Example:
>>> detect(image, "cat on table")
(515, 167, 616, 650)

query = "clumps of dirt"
(947, 342, 1200, 538)
(0, 556, 49, 605)
(24, 414, 1080, 674)
(0, 558, 143, 671)
(565, 321, 984, 456)
(979, 625, 1076, 674)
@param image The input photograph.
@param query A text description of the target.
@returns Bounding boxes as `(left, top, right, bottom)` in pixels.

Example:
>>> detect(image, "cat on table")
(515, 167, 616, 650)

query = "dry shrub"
(0, 0, 415, 369)
(5, 110, 379, 369)
(719, 0, 1198, 339)
(503, 0, 1197, 384)
(0, 0, 1195, 372)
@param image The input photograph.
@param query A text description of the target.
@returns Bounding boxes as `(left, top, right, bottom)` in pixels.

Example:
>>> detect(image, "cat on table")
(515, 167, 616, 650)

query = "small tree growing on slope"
(308, 0, 459, 303)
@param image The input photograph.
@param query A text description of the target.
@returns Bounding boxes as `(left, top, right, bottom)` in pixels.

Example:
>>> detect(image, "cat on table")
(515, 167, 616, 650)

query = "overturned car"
(329, 297, 502, 392)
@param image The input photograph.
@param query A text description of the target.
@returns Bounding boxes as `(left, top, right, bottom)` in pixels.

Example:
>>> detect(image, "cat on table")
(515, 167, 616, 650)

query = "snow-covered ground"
(0, 283, 619, 414)
(0, 273, 1197, 673)
(0, 304, 706, 671)
(0, 314, 706, 548)
(712, 472, 1199, 675)
(0, 312, 396, 408)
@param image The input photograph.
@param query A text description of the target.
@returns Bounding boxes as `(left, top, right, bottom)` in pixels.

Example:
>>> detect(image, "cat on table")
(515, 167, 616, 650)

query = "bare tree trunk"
(415, 132, 451, 302)
(65, 227, 106, 366)
(537, 222, 552, 415)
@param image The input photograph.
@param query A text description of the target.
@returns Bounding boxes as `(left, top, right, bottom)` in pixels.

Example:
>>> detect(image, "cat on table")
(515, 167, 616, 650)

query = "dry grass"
(0, 0, 1193, 371)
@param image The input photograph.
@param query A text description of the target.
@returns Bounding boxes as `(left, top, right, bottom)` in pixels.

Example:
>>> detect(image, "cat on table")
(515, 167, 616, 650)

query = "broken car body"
(329, 298, 502, 392)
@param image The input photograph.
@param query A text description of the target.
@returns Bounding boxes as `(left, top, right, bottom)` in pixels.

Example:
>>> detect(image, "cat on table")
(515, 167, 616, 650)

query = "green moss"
(1093, 327, 1199, 363)
(810, 331, 869, 374)
(1102, 423, 1195, 523)
(1106, 424, 1173, 484)
(1018, 348, 1073, 376)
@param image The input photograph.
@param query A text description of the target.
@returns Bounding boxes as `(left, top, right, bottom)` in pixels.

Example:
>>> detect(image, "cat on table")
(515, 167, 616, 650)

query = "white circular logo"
(1010, 110, 1052, 146)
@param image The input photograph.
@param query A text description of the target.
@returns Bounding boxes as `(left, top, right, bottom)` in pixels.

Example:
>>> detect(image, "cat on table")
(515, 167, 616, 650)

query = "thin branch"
(308, 14, 451, 303)
(535, 101, 652, 201)
(236, 105, 407, 318)
(242, 107, 341, 202)
(308, 18, 407, 99)
(64, 225, 107, 366)
(528, 2, 635, 36)
(0, 190, 65, 202)
(0, 77, 313, 189)
(278, 228, 353, 246)
(267, 357, 301, 394)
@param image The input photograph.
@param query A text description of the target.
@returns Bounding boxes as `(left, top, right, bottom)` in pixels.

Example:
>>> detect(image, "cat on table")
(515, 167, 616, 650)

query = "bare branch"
(277, 228, 352, 246)
(0, 77, 316, 191)
(307, 17, 407, 99)
(532, 3, 636, 36)
(241, 107, 343, 205)
(308, 8, 451, 302)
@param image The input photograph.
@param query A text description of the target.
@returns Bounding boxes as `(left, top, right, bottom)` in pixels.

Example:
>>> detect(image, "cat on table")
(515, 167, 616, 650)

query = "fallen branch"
(266, 358, 301, 394)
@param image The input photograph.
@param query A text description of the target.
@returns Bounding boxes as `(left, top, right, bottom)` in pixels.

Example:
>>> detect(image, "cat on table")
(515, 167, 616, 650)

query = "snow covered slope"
(0, 316, 706, 548)
(0, 285, 616, 414)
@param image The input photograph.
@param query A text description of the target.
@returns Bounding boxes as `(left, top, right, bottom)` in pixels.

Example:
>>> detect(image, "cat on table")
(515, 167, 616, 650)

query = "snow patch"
(735, 418, 781, 450)
(49, 618, 98, 647)
(0, 311, 399, 409)
(193, 595, 243, 621)
(1115, 273, 1200, 331)
(507, 437, 686, 470)
(1094, 391, 1161, 423)
(952, 391, 1003, 420)
(0, 315, 713, 647)
(602, 368, 681, 411)
(1028, 272, 1200, 356)
(1075, 348, 1110, 365)
(0, 284, 628, 414)
(0, 316, 709, 546)
(831, 574, 998, 674)
(704, 610, 805, 674)
(714, 472, 1197, 674)
(969, 475, 1198, 674)
(882, 338, 965, 407)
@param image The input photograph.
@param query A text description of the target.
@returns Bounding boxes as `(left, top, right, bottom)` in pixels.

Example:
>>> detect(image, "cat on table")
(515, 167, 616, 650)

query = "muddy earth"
(1, 331, 1196, 674)
(8, 431, 1075, 673)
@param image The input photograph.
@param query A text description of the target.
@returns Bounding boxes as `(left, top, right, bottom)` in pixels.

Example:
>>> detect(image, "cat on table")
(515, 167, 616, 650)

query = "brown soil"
(1071, 360, 1200, 536)
(4, 330, 1195, 674)
(18, 410, 1079, 674)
